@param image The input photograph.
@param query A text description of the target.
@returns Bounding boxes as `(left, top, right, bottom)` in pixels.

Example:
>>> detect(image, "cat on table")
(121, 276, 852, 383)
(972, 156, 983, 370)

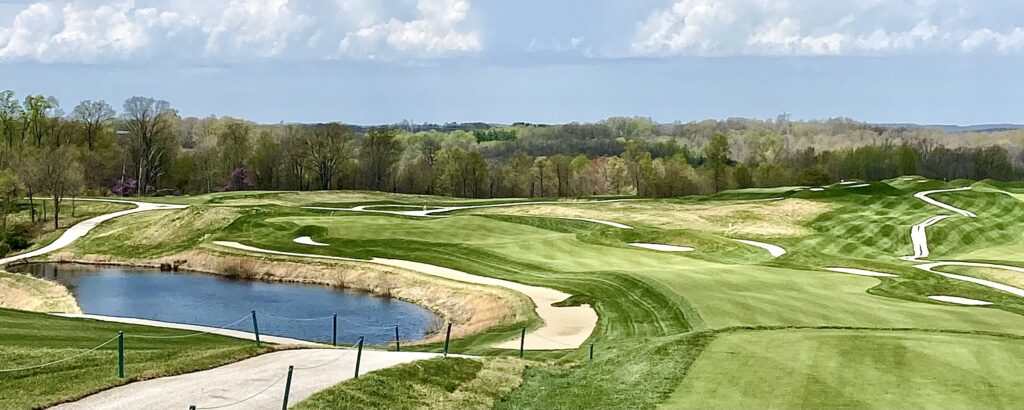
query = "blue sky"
(0, 0, 1022, 125)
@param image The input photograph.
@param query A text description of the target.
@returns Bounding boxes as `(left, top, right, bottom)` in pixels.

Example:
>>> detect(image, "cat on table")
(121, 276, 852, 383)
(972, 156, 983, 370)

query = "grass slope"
(0, 308, 265, 409)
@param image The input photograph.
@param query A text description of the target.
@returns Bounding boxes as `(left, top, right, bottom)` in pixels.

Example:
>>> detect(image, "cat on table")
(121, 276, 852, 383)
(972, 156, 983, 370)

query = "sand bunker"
(293, 236, 328, 246)
(629, 243, 694, 252)
(810, 188, 824, 192)
(734, 239, 787, 257)
(824, 267, 897, 277)
(213, 241, 597, 350)
(927, 295, 992, 306)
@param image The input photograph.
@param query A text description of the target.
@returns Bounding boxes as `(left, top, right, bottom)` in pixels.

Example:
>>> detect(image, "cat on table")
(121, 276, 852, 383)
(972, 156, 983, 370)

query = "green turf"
(39, 182, 1024, 408)
(664, 328, 1024, 409)
(0, 308, 266, 409)
(294, 357, 525, 410)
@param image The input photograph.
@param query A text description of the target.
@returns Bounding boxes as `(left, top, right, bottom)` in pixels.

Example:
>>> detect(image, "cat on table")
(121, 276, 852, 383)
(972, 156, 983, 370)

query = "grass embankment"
(0, 271, 79, 312)
(0, 308, 266, 409)
(295, 357, 525, 410)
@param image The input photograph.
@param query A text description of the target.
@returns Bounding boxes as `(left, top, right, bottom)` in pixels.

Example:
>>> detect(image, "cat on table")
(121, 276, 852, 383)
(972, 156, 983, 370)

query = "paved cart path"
(53, 349, 451, 410)
(0, 198, 187, 266)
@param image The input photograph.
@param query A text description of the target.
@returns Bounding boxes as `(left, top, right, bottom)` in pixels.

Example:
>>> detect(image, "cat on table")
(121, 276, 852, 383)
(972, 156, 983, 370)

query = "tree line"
(2, 90, 1023, 240)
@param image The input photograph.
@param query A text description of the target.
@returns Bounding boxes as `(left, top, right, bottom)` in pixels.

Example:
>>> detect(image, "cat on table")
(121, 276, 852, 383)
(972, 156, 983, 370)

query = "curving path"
(215, 240, 597, 350)
(54, 349, 450, 409)
(0, 199, 187, 266)
(902, 186, 1024, 300)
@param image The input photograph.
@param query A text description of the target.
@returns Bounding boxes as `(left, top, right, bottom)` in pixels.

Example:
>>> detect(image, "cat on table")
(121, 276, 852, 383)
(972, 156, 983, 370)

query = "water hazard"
(12, 263, 439, 345)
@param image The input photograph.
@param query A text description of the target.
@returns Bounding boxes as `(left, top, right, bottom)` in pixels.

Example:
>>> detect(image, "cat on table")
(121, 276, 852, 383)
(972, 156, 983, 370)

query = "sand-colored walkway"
(53, 348, 449, 409)
(56, 313, 319, 346)
(215, 240, 597, 350)
(0, 198, 187, 266)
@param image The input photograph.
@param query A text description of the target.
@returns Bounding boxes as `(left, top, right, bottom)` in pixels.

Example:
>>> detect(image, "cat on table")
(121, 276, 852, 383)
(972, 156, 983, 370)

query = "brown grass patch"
(468, 198, 832, 237)
(0, 271, 80, 313)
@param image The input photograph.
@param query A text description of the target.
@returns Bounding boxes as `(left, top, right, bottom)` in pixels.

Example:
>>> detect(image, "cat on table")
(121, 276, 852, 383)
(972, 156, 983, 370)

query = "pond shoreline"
(41, 249, 527, 344)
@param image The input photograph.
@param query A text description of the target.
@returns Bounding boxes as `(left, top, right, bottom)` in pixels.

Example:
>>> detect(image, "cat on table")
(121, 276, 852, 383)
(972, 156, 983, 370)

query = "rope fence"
(126, 314, 252, 339)
(0, 334, 120, 373)
(5, 310, 598, 408)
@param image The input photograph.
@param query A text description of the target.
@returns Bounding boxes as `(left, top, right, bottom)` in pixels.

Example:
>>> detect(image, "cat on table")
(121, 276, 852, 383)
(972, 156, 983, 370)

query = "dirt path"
(56, 313, 320, 346)
(0, 198, 187, 266)
(53, 349, 450, 409)
(215, 240, 597, 350)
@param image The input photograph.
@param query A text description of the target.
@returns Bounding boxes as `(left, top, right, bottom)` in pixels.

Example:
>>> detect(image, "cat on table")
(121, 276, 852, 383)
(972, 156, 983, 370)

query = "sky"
(0, 0, 1022, 125)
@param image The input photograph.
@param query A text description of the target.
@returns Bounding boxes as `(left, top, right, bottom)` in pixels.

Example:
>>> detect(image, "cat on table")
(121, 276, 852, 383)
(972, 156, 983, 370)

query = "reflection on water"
(11, 263, 438, 345)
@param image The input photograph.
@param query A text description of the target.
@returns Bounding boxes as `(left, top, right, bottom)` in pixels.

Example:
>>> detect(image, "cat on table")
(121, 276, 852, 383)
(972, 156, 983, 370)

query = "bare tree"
(302, 123, 353, 190)
(40, 146, 83, 229)
(360, 127, 401, 191)
(72, 100, 115, 151)
(121, 97, 173, 195)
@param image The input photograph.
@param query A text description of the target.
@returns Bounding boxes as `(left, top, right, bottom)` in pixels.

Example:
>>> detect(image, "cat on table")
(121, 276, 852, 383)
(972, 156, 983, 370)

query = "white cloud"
(631, 0, 1024, 56)
(0, 0, 481, 63)
(337, 0, 480, 59)
(202, 0, 312, 57)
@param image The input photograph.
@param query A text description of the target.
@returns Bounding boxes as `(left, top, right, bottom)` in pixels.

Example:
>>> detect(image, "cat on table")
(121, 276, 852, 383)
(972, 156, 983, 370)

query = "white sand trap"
(0, 198, 187, 266)
(848, 183, 870, 188)
(213, 241, 597, 350)
(293, 236, 328, 246)
(824, 267, 897, 277)
(734, 239, 787, 257)
(839, 181, 859, 185)
(927, 295, 992, 306)
(629, 243, 694, 252)
(809, 187, 824, 192)
(555, 217, 632, 229)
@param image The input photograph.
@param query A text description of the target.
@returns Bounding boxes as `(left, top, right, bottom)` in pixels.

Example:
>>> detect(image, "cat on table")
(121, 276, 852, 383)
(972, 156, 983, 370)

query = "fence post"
(332, 313, 337, 347)
(519, 327, 526, 359)
(251, 310, 261, 347)
(394, 325, 400, 352)
(589, 342, 594, 361)
(443, 323, 452, 357)
(117, 331, 125, 378)
(281, 365, 294, 410)
(354, 336, 364, 378)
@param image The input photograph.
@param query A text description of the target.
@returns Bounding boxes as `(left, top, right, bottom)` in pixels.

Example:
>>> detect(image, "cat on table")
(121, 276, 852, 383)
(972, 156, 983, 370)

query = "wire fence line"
(0, 334, 120, 373)
(127, 314, 253, 339)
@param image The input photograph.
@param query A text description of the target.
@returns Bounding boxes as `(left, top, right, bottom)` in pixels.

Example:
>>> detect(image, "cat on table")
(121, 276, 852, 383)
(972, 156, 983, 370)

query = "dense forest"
(2, 89, 1024, 233)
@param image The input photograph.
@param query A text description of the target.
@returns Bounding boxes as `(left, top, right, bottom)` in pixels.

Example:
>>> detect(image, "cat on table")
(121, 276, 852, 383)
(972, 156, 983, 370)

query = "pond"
(11, 263, 439, 345)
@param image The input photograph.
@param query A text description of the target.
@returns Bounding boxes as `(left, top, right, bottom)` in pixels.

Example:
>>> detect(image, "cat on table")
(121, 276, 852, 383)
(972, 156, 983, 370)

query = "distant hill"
(877, 123, 1024, 133)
